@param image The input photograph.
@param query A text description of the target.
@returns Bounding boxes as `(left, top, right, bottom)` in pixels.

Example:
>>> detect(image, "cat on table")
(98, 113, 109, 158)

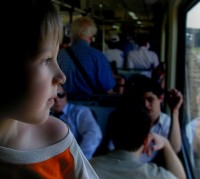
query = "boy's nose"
(58, 70, 66, 85)
(54, 66, 66, 85)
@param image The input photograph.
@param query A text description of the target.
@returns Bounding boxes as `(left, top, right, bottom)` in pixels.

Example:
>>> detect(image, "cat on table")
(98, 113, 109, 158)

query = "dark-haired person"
(132, 78, 183, 163)
(51, 85, 102, 160)
(90, 107, 186, 179)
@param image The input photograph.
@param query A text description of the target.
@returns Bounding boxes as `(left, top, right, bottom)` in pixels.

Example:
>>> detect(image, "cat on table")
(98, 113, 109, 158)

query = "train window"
(184, 1, 200, 178)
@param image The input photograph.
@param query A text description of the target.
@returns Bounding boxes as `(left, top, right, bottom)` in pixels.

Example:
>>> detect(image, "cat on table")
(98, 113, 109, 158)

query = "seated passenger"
(51, 85, 102, 160)
(192, 119, 200, 170)
(186, 88, 200, 157)
(120, 35, 139, 62)
(57, 16, 116, 95)
(126, 35, 159, 77)
(130, 78, 183, 163)
(152, 62, 166, 89)
(109, 61, 126, 94)
(187, 118, 200, 157)
(90, 106, 186, 179)
(104, 34, 125, 69)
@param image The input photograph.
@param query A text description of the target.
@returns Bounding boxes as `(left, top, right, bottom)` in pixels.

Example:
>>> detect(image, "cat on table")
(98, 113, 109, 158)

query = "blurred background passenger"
(126, 77, 182, 164)
(126, 35, 159, 77)
(57, 16, 116, 95)
(51, 85, 102, 160)
(151, 62, 166, 90)
(90, 105, 186, 179)
(59, 35, 71, 49)
(109, 61, 126, 94)
(104, 34, 124, 69)
(186, 88, 200, 166)
(120, 35, 139, 68)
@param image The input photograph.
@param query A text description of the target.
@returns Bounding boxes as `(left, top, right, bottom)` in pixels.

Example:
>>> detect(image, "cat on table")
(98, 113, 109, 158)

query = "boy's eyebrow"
(37, 47, 56, 55)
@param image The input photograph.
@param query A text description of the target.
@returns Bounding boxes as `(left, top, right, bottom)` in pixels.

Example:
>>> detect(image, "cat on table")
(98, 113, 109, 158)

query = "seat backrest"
(89, 106, 117, 135)
(118, 69, 152, 81)
(68, 94, 125, 156)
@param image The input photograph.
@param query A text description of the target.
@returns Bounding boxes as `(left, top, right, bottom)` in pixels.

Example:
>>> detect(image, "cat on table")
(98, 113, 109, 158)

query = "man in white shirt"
(104, 34, 125, 68)
(126, 36, 159, 77)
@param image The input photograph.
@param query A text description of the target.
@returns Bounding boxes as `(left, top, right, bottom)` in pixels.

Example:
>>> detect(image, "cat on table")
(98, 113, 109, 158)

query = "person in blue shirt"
(51, 85, 103, 160)
(58, 16, 116, 95)
(186, 88, 200, 158)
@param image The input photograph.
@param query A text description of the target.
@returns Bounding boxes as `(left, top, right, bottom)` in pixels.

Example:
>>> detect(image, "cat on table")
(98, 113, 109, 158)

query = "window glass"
(185, 1, 200, 177)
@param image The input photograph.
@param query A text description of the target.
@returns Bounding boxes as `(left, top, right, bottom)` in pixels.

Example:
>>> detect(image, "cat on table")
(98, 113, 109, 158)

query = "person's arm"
(150, 133, 186, 179)
(167, 88, 183, 153)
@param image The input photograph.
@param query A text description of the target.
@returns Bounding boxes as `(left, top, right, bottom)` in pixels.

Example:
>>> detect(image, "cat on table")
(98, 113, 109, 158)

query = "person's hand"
(167, 88, 183, 113)
(143, 133, 168, 156)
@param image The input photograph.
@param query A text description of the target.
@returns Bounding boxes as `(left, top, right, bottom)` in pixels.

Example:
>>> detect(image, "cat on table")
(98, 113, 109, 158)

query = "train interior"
(53, 0, 200, 178)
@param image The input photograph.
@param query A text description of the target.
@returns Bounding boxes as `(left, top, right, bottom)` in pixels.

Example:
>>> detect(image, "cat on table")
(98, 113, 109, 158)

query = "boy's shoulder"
(32, 116, 69, 148)
(0, 116, 69, 151)
(43, 116, 69, 140)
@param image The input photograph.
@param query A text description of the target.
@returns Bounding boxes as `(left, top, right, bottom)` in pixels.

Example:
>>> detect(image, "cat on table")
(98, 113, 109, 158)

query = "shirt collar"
(73, 39, 90, 46)
(152, 112, 165, 127)
(62, 103, 69, 115)
(158, 112, 166, 126)
(108, 150, 139, 162)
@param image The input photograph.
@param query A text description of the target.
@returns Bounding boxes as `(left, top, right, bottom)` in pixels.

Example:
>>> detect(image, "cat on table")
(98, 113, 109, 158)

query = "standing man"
(58, 16, 116, 95)
(126, 36, 159, 77)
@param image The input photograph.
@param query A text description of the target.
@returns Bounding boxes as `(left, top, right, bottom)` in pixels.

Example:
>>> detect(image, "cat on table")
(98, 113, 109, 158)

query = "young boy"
(0, 0, 98, 178)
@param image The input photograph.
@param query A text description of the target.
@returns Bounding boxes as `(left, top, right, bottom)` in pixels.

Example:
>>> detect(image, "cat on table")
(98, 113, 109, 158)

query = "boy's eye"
(43, 58, 52, 65)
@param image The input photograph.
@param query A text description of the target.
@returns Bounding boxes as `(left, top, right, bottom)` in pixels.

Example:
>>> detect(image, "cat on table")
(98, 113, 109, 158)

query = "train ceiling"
(54, 0, 170, 28)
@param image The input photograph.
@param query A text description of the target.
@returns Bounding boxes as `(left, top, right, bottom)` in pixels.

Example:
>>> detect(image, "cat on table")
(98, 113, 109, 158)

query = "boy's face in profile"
(142, 91, 163, 123)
